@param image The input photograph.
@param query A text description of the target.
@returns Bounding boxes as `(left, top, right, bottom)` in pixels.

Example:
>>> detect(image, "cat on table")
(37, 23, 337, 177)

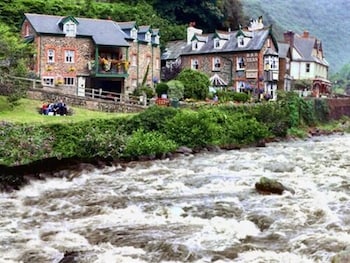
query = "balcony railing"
(87, 58, 130, 76)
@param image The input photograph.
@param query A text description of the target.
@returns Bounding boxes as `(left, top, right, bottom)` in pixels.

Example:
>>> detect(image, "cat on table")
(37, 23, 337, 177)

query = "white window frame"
(214, 38, 220, 49)
(42, 77, 54, 86)
(47, 49, 55, 63)
(237, 57, 245, 70)
(192, 41, 198, 50)
(64, 77, 75, 86)
(64, 21, 76, 37)
(191, 59, 199, 70)
(65, 50, 75, 63)
(154, 35, 160, 45)
(212, 57, 221, 71)
(264, 56, 278, 70)
(238, 36, 245, 47)
(130, 28, 138, 39)
(145, 31, 151, 42)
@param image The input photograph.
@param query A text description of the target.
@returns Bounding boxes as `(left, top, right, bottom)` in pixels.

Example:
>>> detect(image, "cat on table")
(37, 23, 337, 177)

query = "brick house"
(162, 17, 280, 100)
(21, 13, 160, 97)
(277, 42, 292, 92)
(283, 30, 330, 97)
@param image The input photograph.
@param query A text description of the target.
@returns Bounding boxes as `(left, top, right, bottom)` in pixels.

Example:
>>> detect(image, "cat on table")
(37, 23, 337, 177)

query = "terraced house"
(162, 17, 280, 100)
(21, 13, 160, 98)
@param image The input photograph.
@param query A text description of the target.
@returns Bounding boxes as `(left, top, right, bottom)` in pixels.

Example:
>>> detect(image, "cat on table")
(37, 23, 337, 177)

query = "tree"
(176, 69, 210, 100)
(0, 22, 35, 104)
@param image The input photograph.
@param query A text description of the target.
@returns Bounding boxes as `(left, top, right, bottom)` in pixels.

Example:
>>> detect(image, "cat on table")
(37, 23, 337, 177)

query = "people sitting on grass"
(41, 100, 68, 116)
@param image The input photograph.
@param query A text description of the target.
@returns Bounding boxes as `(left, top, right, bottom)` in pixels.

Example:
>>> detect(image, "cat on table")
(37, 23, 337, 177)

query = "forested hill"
(242, 0, 350, 74)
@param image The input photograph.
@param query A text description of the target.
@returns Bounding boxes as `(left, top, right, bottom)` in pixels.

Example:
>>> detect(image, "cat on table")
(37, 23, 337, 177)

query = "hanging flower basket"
(46, 65, 53, 71)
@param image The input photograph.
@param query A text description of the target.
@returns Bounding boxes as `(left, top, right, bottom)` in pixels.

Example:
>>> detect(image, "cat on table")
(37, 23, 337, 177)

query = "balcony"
(88, 57, 130, 78)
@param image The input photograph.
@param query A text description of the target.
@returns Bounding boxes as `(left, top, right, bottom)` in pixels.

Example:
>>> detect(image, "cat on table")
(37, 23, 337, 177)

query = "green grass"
(0, 96, 128, 124)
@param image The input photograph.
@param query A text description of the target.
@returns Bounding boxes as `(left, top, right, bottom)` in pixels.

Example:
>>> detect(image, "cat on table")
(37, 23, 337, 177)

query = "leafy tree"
(176, 69, 210, 100)
(0, 22, 35, 104)
(167, 80, 184, 100)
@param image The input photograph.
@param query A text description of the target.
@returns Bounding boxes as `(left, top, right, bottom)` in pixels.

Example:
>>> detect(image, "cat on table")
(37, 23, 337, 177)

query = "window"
(192, 41, 198, 50)
(65, 50, 75, 63)
(238, 36, 245, 47)
(191, 59, 199, 70)
(264, 56, 278, 70)
(238, 82, 245, 92)
(131, 28, 138, 39)
(213, 57, 221, 71)
(237, 57, 245, 70)
(64, 21, 76, 37)
(145, 32, 151, 42)
(64, 77, 75, 86)
(214, 38, 220, 49)
(47, 49, 55, 63)
(154, 35, 160, 45)
(306, 63, 310, 73)
(42, 77, 54, 86)
(131, 54, 137, 66)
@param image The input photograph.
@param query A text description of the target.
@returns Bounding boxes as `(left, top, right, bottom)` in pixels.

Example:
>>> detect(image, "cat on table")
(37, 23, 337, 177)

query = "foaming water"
(1, 134, 350, 262)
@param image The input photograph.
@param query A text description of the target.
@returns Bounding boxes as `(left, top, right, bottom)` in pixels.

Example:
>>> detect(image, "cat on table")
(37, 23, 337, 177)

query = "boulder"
(255, 177, 290, 195)
(331, 249, 350, 263)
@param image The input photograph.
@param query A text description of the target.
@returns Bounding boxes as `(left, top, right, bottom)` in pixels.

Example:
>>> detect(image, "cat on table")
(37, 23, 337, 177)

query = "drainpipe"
(137, 42, 139, 87)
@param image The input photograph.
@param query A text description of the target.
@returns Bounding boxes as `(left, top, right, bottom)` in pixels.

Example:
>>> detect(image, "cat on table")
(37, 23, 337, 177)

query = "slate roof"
(24, 13, 130, 47)
(180, 27, 274, 56)
(161, 40, 187, 60)
(278, 42, 290, 58)
(292, 34, 328, 66)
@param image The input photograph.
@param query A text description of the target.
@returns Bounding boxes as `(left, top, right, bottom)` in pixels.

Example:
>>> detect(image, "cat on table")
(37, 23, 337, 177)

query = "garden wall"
(326, 98, 350, 120)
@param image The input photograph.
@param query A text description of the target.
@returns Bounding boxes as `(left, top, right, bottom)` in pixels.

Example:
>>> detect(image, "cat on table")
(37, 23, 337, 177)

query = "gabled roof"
(180, 27, 274, 56)
(292, 33, 328, 66)
(24, 13, 129, 47)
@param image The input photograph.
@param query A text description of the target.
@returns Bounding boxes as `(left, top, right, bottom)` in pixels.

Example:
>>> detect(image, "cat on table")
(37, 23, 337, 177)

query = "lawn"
(0, 96, 129, 124)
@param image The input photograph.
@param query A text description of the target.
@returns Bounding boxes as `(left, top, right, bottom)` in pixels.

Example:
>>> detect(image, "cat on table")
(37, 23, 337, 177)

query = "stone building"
(21, 13, 160, 98)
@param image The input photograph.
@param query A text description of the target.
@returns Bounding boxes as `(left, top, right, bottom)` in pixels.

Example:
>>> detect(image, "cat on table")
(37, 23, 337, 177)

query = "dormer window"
(63, 21, 77, 37)
(154, 35, 160, 45)
(130, 28, 138, 39)
(238, 36, 245, 47)
(212, 57, 221, 71)
(214, 38, 220, 49)
(145, 31, 151, 42)
(191, 59, 199, 70)
(192, 41, 198, 50)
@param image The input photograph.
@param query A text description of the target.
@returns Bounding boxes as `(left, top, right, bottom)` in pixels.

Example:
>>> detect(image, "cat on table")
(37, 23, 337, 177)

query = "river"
(1, 134, 350, 263)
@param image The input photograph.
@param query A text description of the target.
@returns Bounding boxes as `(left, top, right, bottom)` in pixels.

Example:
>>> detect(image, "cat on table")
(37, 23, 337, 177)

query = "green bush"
(123, 129, 178, 158)
(176, 69, 210, 100)
(155, 82, 169, 97)
(167, 80, 184, 100)
(125, 105, 178, 133)
(163, 109, 217, 148)
(232, 92, 250, 103)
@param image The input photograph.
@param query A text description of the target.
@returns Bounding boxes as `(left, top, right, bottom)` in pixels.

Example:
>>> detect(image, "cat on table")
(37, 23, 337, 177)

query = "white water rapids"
(1, 134, 350, 262)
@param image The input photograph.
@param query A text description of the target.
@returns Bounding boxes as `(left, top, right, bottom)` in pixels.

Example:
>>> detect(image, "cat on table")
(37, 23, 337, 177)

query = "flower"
(46, 65, 53, 71)
(69, 66, 76, 72)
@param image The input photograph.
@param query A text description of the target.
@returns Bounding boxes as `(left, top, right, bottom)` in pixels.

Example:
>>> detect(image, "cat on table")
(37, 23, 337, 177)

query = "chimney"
(283, 30, 295, 47)
(303, 30, 309, 38)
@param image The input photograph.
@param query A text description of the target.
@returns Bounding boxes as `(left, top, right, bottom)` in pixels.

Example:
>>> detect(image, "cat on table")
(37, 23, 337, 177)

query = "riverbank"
(1, 124, 346, 192)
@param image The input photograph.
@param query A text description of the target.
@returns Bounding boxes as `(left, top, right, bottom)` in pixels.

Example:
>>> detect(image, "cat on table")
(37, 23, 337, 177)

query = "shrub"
(123, 129, 178, 158)
(167, 80, 184, 100)
(125, 105, 178, 133)
(163, 109, 217, 148)
(155, 82, 169, 97)
(176, 68, 210, 100)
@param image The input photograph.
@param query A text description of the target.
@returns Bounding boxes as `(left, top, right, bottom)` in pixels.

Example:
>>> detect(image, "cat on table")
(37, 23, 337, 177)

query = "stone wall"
(27, 89, 146, 113)
(327, 98, 350, 120)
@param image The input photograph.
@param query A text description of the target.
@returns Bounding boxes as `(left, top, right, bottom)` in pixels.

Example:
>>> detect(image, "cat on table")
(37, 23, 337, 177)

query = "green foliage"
(176, 69, 210, 100)
(167, 80, 184, 100)
(155, 82, 169, 97)
(125, 105, 178, 133)
(231, 92, 250, 103)
(163, 109, 218, 148)
(314, 98, 330, 122)
(133, 85, 155, 99)
(123, 129, 178, 158)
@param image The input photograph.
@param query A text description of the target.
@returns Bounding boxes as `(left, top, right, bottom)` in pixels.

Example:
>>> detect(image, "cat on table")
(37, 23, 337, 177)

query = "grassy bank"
(0, 92, 341, 167)
(0, 96, 123, 124)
